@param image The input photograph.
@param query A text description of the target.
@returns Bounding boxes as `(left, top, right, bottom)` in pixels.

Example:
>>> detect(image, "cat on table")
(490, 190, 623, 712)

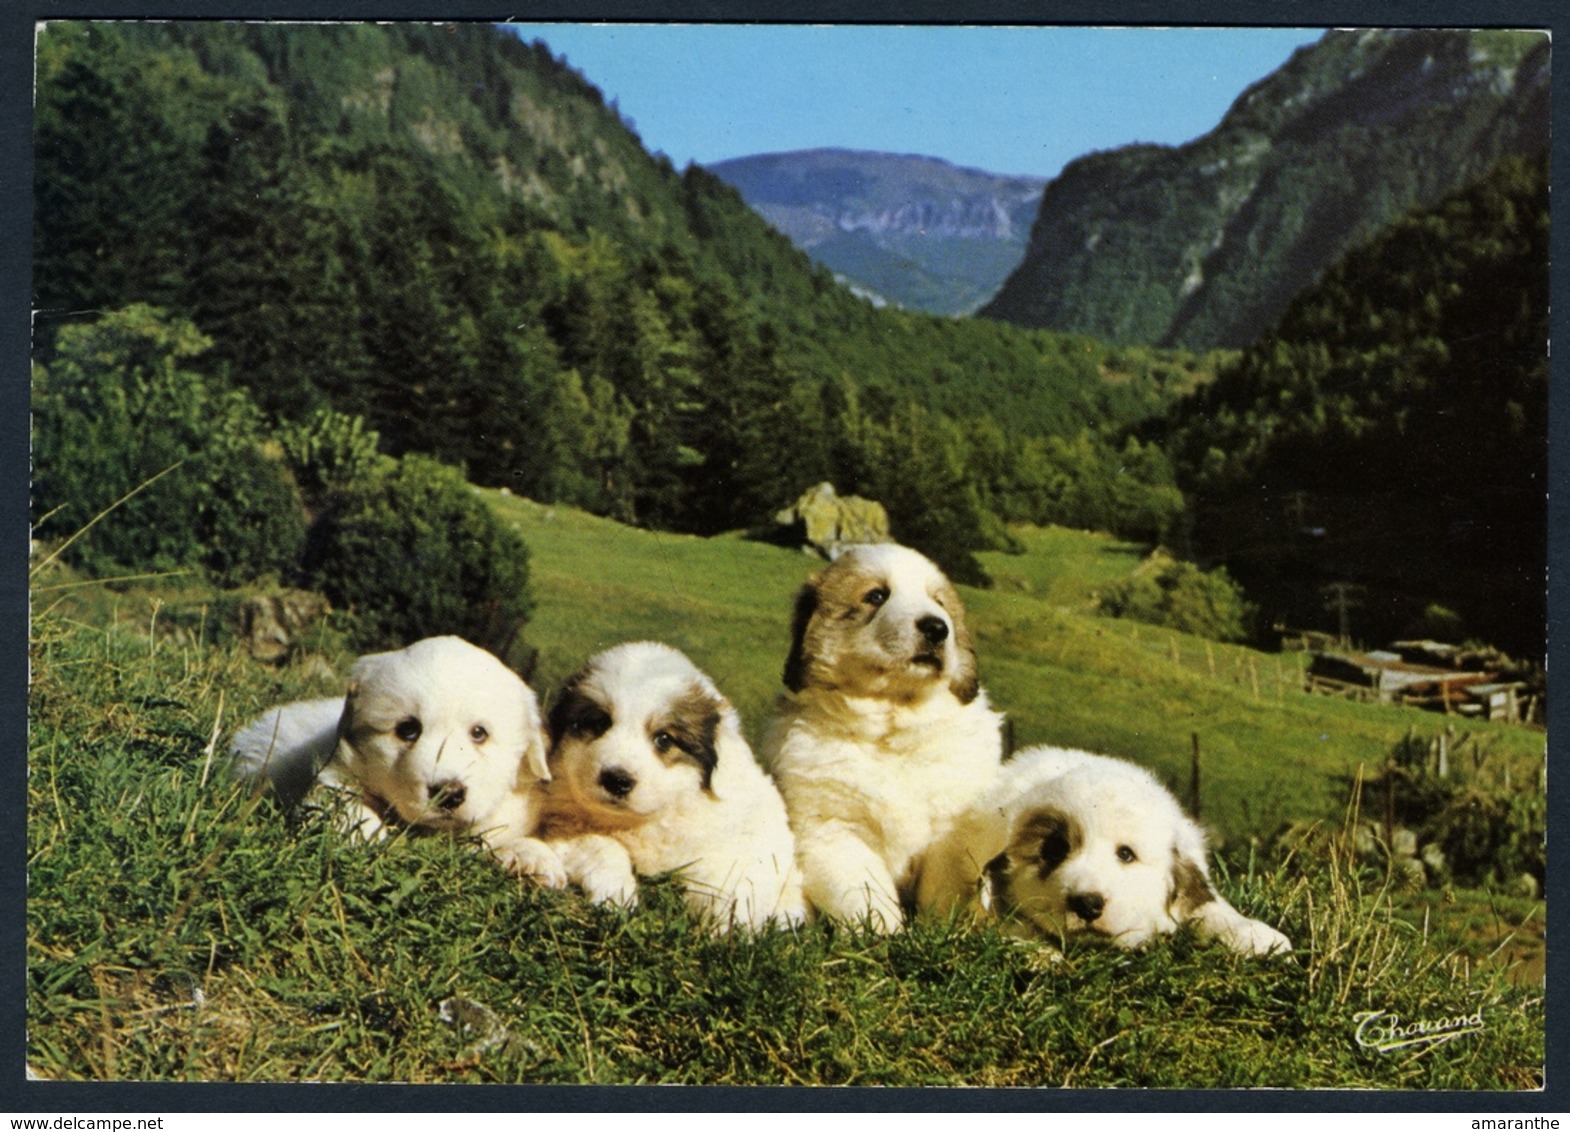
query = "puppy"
(918, 746, 1292, 956)
(762, 543, 1004, 932)
(231, 635, 566, 884)
(535, 641, 806, 932)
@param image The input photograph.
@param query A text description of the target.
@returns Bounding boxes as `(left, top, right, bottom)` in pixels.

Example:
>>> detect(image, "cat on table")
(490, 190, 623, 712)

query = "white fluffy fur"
(533, 641, 806, 932)
(763, 544, 1004, 932)
(231, 635, 566, 884)
(919, 746, 1292, 956)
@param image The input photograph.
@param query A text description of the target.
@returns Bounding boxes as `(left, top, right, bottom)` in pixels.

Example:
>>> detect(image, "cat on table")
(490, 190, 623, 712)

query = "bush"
(31, 304, 308, 584)
(198, 442, 310, 587)
(300, 454, 534, 654)
(1363, 732, 1546, 890)
(1099, 550, 1254, 641)
(275, 408, 391, 509)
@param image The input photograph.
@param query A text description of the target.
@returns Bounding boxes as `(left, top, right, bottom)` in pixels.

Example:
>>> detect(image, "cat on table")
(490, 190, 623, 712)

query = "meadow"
(25, 498, 1546, 1088)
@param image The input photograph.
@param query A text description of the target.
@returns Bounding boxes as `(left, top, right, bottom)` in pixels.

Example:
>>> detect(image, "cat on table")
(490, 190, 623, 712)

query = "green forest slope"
(32, 21, 1203, 582)
(1152, 154, 1547, 658)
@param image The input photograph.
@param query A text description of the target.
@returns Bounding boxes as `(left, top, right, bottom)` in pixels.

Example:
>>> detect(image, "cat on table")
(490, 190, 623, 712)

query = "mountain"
(982, 28, 1550, 349)
(1152, 153, 1548, 657)
(707, 149, 1046, 316)
(33, 22, 1209, 586)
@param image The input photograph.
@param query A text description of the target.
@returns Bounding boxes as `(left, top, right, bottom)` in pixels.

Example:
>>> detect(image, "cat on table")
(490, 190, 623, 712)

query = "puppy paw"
(549, 834, 639, 907)
(1008, 936, 1066, 971)
(1220, 917, 1293, 957)
(579, 863, 639, 909)
(493, 836, 569, 888)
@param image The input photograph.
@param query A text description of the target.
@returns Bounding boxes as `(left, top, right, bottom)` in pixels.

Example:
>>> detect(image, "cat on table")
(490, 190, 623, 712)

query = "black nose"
(1066, 892, 1105, 923)
(917, 615, 949, 646)
(429, 781, 466, 812)
(598, 767, 636, 799)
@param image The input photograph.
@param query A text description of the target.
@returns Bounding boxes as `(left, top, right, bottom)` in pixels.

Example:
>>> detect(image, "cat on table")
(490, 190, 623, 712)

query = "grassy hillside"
(491, 494, 1543, 843)
(26, 507, 1545, 1087)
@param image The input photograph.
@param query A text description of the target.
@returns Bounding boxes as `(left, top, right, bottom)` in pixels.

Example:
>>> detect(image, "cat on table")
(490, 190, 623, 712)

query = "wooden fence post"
(1190, 732, 1202, 821)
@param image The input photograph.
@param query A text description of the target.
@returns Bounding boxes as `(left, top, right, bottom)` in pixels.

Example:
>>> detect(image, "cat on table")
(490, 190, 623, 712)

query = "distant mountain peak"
(708, 149, 1047, 316)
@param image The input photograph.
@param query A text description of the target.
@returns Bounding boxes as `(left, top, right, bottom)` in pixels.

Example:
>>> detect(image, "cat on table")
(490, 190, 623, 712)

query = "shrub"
(275, 408, 391, 508)
(1362, 732, 1546, 890)
(300, 454, 533, 654)
(31, 304, 307, 583)
(198, 442, 310, 587)
(1099, 549, 1253, 641)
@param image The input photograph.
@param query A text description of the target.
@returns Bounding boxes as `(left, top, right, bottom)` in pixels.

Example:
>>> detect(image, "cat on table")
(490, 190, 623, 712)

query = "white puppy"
(231, 635, 565, 884)
(762, 544, 1004, 932)
(534, 641, 806, 932)
(918, 746, 1292, 956)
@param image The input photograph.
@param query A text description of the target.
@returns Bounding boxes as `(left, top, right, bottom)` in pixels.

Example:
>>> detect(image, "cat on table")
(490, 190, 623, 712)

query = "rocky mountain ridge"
(708, 148, 1046, 314)
(981, 28, 1550, 348)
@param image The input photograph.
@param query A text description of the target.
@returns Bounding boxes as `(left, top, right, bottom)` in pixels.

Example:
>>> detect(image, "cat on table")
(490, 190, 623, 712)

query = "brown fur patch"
(1169, 850, 1217, 920)
(782, 554, 887, 693)
(782, 583, 820, 692)
(338, 681, 390, 750)
(545, 682, 611, 754)
(1011, 808, 1077, 878)
(650, 682, 722, 791)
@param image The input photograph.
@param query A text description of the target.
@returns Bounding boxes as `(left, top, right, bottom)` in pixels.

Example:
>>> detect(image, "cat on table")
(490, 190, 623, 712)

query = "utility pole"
(1321, 582, 1364, 648)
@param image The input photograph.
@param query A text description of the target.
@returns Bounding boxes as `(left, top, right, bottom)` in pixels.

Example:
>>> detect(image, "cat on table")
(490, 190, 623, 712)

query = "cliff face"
(981, 29, 1550, 348)
(708, 149, 1046, 315)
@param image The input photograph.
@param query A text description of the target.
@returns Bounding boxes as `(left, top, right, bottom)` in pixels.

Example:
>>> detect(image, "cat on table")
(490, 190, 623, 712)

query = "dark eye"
(652, 731, 674, 753)
(864, 586, 890, 608)
(394, 717, 422, 743)
(470, 725, 489, 744)
(1116, 845, 1137, 864)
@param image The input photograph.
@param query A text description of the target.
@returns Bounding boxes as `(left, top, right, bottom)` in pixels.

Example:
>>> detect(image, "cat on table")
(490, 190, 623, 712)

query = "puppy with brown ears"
(231, 635, 566, 884)
(762, 544, 1005, 932)
(918, 746, 1292, 956)
(533, 641, 806, 932)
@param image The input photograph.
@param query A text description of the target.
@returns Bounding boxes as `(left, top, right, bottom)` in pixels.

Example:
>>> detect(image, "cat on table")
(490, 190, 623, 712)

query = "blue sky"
(503, 24, 1326, 179)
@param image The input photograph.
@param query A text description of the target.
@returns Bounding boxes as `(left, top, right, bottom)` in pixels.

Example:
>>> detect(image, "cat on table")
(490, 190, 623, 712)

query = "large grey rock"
(235, 590, 331, 661)
(774, 482, 891, 559)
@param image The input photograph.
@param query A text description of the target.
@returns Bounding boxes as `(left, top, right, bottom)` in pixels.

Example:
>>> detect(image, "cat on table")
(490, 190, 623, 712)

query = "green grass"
(26, 504, 1546, 1086)
(493, 497, 1543, 843)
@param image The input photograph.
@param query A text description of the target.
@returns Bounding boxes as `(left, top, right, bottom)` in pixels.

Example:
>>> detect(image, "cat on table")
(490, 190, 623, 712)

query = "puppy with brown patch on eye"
(230, 635, 568, 886)
(528, 641, 806, 933)
(761, 543, 1005, 933)
(918, 746, 1292, 956)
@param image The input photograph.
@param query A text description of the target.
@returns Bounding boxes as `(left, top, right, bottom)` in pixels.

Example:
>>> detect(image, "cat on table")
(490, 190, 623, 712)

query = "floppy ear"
(336, 682, 358, 741)
(520, 725, 551, 784)
(937, 579, 981, 705)
(699, 695, 755, 800)
(518, 686, 551, 783)
(1168, 819, 1218, 922)
(544, 667, 594, 750)
(782, 581, 820, 693)
(949, 656, 981, 705)
(335, 661, 373, 749)
(979, 852, 1010, 915)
